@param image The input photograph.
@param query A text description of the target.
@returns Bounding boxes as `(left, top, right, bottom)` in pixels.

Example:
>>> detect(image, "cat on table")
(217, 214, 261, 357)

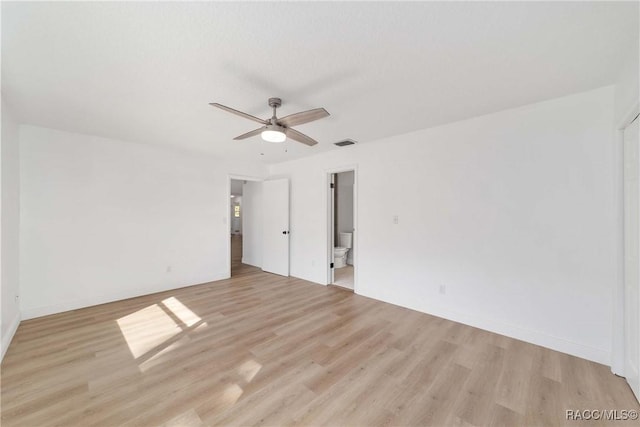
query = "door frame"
(325, 165, 358, 291)
(226, 174, 263, 278)
(612, 100, 640, 377)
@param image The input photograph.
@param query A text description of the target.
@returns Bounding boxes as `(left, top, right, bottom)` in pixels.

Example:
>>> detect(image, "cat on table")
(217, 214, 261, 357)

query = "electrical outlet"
(166, 266, 172, 273)
(393, 215, 399, 224)
(439, 285, 446, 295)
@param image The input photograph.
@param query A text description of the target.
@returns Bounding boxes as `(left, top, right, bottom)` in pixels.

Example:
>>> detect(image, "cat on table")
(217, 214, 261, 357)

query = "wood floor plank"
(452, 343, 506, 426)
(494, 339, 535, 414)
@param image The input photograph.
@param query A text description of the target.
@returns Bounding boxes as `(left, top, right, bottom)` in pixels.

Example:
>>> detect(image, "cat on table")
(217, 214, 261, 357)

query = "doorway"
(228, 175, 289, 278)
(229, 179, 247, 276)
(228, 176, 263, 277)
(328, 169, 356, 290)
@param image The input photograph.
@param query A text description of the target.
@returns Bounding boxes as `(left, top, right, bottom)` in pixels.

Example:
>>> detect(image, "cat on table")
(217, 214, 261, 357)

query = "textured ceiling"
(2, 1, 638, 164)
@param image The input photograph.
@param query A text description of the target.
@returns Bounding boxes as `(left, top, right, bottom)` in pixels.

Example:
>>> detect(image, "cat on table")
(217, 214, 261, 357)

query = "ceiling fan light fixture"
(210, 98, 327, 146)
(261, 125, 286, 143)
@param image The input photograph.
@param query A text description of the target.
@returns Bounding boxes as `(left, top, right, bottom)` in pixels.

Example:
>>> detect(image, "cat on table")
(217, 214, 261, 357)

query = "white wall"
(1, 98, 21, 360)
(20, 125, 266, 319)
(611, 40, 639, 374)
(270, 86, 617, 364)
(614, 41, 639, 124)
(241, 181, 262, 268)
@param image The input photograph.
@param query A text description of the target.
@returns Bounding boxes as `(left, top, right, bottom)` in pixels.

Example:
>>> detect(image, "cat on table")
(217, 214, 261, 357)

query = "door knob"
(282, 231, 289, 234)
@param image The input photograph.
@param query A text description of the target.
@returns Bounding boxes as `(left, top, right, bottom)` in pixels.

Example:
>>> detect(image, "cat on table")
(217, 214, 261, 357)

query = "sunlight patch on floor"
(162, 296, 202, 327)
(163, 408, 205, 427)
(237, 359, 262, 383)
(117, 304, 181, 358)
(222, 383, 243, 405)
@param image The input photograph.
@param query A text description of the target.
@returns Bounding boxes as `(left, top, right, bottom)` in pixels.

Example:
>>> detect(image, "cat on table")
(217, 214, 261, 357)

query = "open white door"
(262, 179, 290, 276)
(624, 114, 640, 402)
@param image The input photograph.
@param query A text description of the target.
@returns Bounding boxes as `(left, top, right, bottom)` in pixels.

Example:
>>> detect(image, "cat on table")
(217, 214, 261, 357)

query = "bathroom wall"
(336, 171, 354, 264)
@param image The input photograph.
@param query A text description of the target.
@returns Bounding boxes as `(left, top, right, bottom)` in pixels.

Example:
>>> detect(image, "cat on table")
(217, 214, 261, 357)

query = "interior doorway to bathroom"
(328, 169, 356, 290)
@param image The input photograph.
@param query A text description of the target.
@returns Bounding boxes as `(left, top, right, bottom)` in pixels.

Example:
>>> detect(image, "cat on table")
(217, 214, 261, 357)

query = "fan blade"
(285, 128, 318, 146)
(233, 127, 266, 140)
(209, 103, 268, 125)
(277, 108, 329, 127)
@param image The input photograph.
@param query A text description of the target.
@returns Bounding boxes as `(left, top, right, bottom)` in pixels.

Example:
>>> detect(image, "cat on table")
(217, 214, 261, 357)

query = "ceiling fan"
(209, 97, 329, 146)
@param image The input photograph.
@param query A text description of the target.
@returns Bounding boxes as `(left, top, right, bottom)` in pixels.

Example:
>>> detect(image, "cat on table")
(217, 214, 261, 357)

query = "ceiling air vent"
(334, 139, 357, 147)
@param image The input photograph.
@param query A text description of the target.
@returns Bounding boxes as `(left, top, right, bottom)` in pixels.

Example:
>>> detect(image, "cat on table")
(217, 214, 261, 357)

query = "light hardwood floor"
(2, 245, 639, 426)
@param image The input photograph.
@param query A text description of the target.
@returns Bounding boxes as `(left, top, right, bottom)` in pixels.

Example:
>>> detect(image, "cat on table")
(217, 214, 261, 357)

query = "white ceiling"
(2, 2, 638, 164)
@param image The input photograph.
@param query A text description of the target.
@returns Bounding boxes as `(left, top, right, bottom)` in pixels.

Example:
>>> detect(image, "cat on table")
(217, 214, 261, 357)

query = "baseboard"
(357, 288, 610, 366)
(21, 274, 227, 320)
(1, 312, 21, 362)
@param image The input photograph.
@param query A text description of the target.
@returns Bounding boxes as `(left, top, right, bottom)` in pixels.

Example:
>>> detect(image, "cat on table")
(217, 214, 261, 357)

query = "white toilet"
(334, 232, 352, 268)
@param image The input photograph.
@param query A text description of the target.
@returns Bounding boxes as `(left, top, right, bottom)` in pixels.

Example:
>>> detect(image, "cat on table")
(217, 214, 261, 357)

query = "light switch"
(393, 215, 399, 224)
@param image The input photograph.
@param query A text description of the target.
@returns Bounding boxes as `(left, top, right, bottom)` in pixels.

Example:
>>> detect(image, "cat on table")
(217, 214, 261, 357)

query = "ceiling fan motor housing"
(268, 97, 282, 109)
